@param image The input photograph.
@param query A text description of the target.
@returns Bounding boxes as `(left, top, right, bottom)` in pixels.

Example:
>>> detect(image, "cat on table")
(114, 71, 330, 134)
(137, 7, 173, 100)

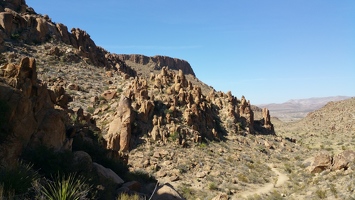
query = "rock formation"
(0, 0, 136, 77)
(304, 150, 355, 173)
(0, 57, 70, 166)
(105, 95, 134, 152)
(118, 54, 196, 76)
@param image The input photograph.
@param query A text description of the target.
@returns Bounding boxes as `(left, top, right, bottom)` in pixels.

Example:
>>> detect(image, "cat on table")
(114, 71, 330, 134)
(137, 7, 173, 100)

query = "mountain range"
(258, 96, 352, 121)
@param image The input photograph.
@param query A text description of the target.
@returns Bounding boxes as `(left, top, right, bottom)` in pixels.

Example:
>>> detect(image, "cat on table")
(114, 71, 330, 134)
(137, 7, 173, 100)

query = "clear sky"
(26, 0, 355, 104)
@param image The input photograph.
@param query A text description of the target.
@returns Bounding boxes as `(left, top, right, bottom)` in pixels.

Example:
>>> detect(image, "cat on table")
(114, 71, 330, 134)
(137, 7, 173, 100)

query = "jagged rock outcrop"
(261, 107, 274, 133)
(0, 1, 136, 77)
(104, 95, 134, 152)
(118, 54, 196, 76)
(239, 96, 254, 134)
(0, 57, 70, 166)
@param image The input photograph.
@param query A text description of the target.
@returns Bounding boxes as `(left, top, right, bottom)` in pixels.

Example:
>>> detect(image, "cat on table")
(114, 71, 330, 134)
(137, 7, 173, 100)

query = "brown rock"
(101, 90, 117, 100)
(170, 174, 179, 182)
(332, 150, 355, 171)
(56, 23, 71, 44)
(212, 193, 229, 200)
(307, 152, 332, 173)
(152, 183, 184, 200)
(122, 181, 141, 192)
(105, 95, 134, 152)
(156, 170, 167, 178)
(92, 162, 124, 185)
(73, 151, 92, 172)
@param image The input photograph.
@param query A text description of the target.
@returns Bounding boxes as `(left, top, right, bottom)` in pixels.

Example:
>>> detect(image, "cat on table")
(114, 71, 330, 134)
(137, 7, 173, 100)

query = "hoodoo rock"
(0, 57, 70, 166)
(105, 95, 135, 152)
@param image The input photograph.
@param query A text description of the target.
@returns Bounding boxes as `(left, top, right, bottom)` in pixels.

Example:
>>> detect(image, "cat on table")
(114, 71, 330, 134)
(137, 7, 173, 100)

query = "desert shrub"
(315, 188, 327, 199)
(117, 88, 123, 93)
(21, 145, 76, 177)
(266, 190, 284, 200)
(198, 142, 207, 148)
(330, 184, 337, 198)
(284, 163, 292, 174)
(169, 131, 180, 141)
(0, 162, 39, 198)
(178, 184, 197, 199)
(124, 170, 155, 183)
(117, 193, 141, 200)
(237, 173, 249, 183)
(86, 107, 94, 114)
(10, 33, 20, 40)
(246, 194, 262, 200)
(208, 182, 218, 190)
(177, 165, 188, 174)
(36, 173, 93, 200)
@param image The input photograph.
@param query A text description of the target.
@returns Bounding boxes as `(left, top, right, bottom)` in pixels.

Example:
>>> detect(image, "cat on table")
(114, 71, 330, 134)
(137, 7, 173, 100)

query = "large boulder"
(104, 95, 134, 152)
(332, 150, 355, 171)
(304, 152, 332, 173)
(92, 162, 124, 185)
(152, 183, 184, 200)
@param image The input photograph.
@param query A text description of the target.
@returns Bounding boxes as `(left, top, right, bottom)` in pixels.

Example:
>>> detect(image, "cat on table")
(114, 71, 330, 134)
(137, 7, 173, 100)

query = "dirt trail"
(238, 164, 289, 198)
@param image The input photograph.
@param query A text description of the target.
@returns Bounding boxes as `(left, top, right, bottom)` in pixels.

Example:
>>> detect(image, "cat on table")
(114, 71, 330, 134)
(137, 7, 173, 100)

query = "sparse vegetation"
(0, 162, 39, 198)
(35, 173, 93, 200)
(117, 193, 141, 200)
(208, 182, 218, 190)
(315, 188, 327, 199)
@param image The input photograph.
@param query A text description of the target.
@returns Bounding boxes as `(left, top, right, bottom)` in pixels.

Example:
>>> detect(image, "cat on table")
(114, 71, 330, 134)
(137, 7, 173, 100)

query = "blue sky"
(26, 0, 355, 104)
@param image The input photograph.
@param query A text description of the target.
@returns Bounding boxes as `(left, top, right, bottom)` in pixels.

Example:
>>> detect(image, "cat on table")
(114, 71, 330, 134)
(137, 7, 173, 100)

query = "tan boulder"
(212, 193, 229, 200)
(306, 152, 332, 173)
(105, 95, 134, 152)
(101, 90, 117, 100)
(34, 110, 66, 149)
(92, 162, 124, 185)
(152, 183, 184, 200)
(138, 100, 154, 122)
(332, 150, 355, 171)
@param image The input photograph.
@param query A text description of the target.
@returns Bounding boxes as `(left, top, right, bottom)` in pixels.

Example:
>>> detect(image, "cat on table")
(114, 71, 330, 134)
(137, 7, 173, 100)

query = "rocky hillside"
(0, 0, 279, 199)
(1, 0, 355, 200)
(258, 96, 351, 121)
(118, 54, 195, 76)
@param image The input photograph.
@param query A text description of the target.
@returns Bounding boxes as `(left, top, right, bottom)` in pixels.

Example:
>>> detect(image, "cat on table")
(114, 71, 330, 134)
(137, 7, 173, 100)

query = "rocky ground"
(0, 1, 354, 199)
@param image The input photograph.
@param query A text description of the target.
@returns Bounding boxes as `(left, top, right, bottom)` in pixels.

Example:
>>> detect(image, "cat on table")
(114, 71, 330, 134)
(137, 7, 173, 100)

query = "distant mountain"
(258, 96, 352, 121)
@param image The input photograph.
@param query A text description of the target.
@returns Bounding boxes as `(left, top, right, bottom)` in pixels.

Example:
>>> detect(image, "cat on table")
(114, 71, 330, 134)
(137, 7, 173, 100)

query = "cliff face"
(118, 54, 196, 76)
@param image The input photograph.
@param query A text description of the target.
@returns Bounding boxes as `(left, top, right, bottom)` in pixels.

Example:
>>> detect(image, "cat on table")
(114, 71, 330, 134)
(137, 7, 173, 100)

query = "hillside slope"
(2, 1, 354, 199)
(258, 96, 351, 121)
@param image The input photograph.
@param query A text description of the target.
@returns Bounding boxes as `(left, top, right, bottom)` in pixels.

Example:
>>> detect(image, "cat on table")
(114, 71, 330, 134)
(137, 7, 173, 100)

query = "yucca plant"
(0, 162, 39, 198)
(37, 173, 93, 200)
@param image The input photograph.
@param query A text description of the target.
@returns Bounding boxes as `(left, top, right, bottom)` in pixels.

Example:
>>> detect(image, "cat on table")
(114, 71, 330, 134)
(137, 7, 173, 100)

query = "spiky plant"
(37, 173, 93, 200)
(0, 162, 39, 198)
